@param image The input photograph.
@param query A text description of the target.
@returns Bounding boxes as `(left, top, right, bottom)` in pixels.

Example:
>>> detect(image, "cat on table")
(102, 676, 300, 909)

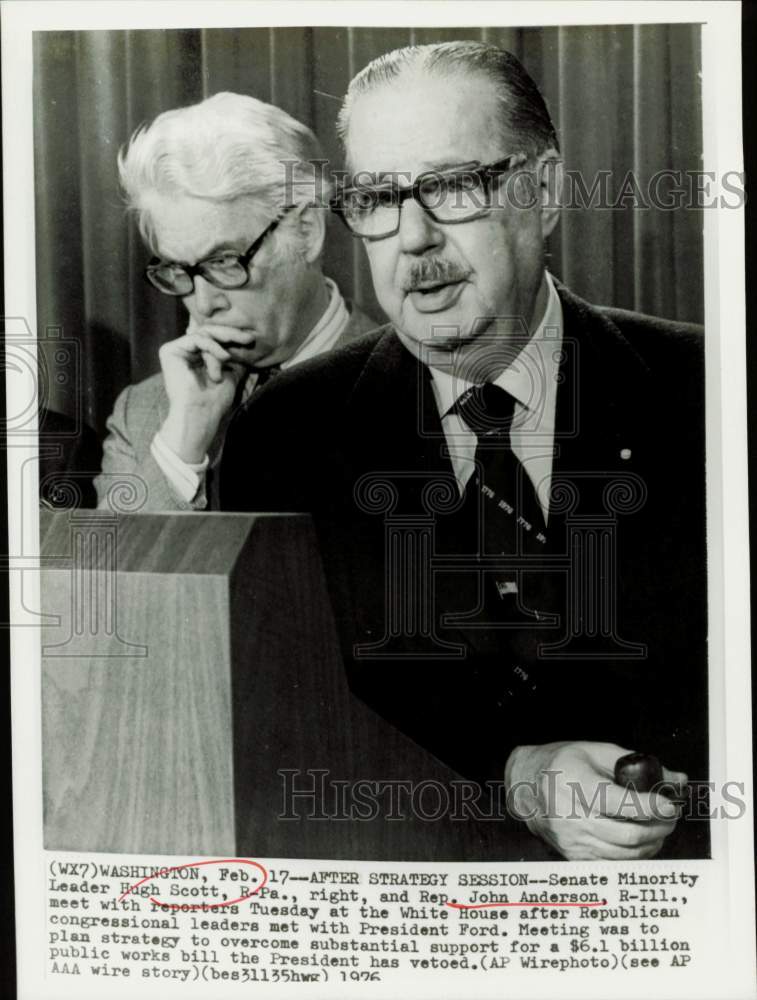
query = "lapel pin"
(620, 448, 632, 460)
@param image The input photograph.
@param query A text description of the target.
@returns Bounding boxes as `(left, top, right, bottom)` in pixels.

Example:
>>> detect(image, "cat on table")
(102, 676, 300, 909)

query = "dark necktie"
(453, 382, 548, 617)
(253, 364, 281, 389)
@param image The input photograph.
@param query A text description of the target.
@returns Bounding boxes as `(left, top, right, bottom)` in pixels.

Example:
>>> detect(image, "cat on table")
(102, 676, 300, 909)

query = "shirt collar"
(281, 277, 349, 369)
(429, 271, 563, 418)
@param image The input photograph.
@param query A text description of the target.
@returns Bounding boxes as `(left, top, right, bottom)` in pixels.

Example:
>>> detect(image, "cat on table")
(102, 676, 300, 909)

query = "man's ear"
(538, 150, 563, 239)
(292, 202, 327, 263)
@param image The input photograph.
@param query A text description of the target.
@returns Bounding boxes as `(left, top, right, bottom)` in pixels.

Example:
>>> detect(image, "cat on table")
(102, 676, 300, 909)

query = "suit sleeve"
(94, 383, 199, 513)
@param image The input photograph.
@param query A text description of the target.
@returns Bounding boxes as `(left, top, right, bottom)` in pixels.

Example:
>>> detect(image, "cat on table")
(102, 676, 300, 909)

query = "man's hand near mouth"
(158, 317, 253, 464)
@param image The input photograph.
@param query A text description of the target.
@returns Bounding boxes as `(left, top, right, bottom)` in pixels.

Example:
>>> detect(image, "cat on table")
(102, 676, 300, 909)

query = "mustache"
(401, 258, 471, 292)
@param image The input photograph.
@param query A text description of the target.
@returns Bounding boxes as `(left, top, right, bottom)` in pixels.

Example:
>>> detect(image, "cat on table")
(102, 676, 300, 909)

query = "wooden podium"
(40, 510, 546, 860)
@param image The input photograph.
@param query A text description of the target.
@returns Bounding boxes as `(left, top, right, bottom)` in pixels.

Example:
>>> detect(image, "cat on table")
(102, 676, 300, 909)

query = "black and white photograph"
(33, 20, 710, 861)
(3, 3, 754, 999)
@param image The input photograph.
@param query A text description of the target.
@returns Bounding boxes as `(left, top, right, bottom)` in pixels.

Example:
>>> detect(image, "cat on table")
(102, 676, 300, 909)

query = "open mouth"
(408, 279, 466, 312)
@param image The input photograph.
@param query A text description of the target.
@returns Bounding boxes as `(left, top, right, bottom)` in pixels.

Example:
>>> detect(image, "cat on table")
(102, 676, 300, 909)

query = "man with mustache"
(94, 92, 375, 511)
(221, 42, 706, 860)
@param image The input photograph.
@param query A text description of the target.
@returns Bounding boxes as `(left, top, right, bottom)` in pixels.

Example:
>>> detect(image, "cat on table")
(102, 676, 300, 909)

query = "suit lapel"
(343, 329, 454, 481)
(536, 282, 661, 673)
(338, 301, 380, 346)
(342, 290, 656, 504)
(551, 281, 654, 514)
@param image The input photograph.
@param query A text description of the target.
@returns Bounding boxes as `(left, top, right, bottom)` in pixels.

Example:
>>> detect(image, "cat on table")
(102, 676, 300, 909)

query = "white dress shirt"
(151, 278, 350, 507)
(427, 271, 563, 521)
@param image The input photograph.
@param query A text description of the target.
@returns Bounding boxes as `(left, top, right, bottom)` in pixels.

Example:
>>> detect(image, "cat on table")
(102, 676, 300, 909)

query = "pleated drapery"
(33, 24, 703, 433)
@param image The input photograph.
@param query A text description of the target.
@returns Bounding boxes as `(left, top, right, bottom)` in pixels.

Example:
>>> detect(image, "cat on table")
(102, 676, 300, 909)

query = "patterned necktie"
(453, 382, 548, 612)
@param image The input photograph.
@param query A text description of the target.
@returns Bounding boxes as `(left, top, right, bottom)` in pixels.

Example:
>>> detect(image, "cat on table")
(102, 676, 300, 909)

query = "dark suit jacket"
(221, 282, 707, 809)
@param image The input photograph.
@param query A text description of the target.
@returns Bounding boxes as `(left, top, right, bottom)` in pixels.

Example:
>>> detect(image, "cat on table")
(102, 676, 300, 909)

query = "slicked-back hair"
(337, 41, 559, 163)
(119, 91, 331, 252)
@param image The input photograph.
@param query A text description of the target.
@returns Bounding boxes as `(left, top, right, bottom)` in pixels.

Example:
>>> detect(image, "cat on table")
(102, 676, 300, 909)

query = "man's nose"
(189, 275, 228, 318)
(397, 197, 444, 255)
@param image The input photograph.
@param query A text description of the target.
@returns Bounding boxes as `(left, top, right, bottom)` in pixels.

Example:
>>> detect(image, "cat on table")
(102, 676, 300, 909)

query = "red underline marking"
(446, 899, 608, 910)
(148, 893, 260, 911)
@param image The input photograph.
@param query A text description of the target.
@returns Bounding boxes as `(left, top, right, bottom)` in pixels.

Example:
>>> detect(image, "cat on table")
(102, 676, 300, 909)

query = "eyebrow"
(351, 160, 481, 187)
(422, 159, 480, 173)
(155, 239, 246, 264)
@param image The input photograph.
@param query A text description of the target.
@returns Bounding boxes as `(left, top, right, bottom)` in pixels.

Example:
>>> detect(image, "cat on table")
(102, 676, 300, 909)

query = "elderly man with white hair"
(95, 92, 375, 510)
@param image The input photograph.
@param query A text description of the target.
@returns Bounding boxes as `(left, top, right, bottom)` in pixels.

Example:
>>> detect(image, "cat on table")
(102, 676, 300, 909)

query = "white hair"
(119, 91, 331, 251)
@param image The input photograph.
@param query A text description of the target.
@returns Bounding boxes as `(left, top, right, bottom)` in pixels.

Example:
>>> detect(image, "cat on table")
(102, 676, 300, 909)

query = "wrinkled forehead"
(143, 192, 268, 260)
(345, 70, 506, 180)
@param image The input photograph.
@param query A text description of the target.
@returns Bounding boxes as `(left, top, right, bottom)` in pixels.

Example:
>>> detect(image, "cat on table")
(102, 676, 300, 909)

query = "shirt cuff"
(151, 431, 210, 508)
(505, 745, 541, 822)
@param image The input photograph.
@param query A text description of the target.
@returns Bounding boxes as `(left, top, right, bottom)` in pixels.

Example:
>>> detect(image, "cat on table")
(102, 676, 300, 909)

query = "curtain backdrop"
(33, 24, 703, 435)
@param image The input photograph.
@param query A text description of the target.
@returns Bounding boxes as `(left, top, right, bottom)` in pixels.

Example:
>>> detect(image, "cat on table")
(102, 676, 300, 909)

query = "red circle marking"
(118, 858, 269, 911)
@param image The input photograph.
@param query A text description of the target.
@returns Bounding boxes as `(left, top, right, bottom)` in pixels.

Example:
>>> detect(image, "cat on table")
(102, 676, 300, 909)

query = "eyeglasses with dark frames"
(144, 205, 295, 296)
(330, 153, 529, 241)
